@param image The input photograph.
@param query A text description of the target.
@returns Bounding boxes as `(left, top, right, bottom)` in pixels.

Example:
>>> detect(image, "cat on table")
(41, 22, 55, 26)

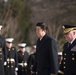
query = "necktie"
(68, 43, 71, 47)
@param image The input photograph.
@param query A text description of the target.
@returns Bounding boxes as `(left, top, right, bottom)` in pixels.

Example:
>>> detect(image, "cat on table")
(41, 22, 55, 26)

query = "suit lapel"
(37, 34, 48, 52)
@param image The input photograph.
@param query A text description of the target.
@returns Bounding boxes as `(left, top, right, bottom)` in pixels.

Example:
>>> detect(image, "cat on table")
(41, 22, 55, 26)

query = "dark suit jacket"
(34, 34, 58, 75)
(58, 39, 76, 75)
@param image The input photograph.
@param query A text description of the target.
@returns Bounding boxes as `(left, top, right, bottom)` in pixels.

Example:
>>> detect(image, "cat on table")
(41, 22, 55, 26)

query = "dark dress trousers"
(17, 51, 29, 75)
(0, 36, 7, 75)
(58, 39, 76, 75)
(33, 34, 58, 75)
(6, 47, 18, 75)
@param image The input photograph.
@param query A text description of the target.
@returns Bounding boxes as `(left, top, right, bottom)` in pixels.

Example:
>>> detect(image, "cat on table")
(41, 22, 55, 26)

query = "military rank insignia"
(71, 45, 76, 51)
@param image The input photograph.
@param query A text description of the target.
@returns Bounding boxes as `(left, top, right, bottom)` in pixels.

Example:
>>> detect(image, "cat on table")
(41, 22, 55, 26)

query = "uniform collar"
(69, 38, 76, 44)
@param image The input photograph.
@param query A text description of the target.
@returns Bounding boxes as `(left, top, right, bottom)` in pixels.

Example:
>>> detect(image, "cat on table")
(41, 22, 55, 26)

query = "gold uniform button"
(72, 58, 75, 60)
(8, 62, 9, 64)
(64, 58, 66, 60)
(31, 65, 33, 67)
(12, 48, 14, 50)
(9, 49, 10, 51)
(63, 62, 65, 64)
(64, 54, 66, 55)
(11, 66, 13, 67)
(36, 72, 38, 74)
(64, 66, 66, 68)
(0, 58, 2, 60)
(72, 54, 74, 55)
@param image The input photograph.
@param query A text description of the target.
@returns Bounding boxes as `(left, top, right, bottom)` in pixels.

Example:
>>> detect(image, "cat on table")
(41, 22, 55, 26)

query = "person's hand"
(4, 61, 7, 65)
(15, 68, 18, 71)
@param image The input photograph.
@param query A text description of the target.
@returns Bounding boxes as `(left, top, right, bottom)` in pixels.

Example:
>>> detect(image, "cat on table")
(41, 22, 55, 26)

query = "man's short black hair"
(36, 22, 48, 30)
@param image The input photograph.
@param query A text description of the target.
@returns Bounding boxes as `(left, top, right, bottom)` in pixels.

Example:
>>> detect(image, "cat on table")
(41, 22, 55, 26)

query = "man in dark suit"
(33, 22, 58, 75)
(58, 25, 76, 75)
(0, 25, 7, 75)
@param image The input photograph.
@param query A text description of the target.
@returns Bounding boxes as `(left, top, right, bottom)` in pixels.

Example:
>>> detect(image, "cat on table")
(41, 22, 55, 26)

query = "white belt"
(18, 63, 23, 65)
(18, 63, 27, 66)
(7, 58, 15, 62)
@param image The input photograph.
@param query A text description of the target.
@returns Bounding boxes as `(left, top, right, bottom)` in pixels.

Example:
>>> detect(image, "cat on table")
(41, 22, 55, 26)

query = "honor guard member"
(33, 22, 58, 75)
(17, 43, 29, 75)
(0, 25, 7, 75)
(27, 45, 36, 75)
(5, 38, 18, 75)
(58, 25, 76, 75)
(58, 52, 62, 68)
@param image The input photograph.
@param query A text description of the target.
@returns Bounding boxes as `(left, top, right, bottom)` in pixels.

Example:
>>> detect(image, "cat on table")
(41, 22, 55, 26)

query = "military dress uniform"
(17, 50, 29, 75)
(0, 35, 7, 75)
(58, 39, 76, 75)
(6, 47, 18, 75)
(58, 25, 76, 75)
(58, 52, 62, 68)
(27, 53, 36, 75)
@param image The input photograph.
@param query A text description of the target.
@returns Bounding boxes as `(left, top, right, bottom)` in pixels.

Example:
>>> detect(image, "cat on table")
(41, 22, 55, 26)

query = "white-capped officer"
(17, 43, 29, 75)
(0, 25, 7, 75)
(5, 38, 18, 75)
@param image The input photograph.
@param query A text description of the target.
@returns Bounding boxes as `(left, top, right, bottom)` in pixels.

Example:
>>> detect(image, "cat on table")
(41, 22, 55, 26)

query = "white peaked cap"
(0, 25, 3, 30)
(6, 38, 14, 42)
(58, 52, 62, 55)
(33, 45, 36, 48)
(18, 43, 26, 47)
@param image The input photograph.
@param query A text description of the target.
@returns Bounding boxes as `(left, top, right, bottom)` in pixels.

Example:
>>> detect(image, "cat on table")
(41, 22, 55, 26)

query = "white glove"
(15, 68, 18, 71)
(4, 62, 7, 65)
(24, 63, 27, 66)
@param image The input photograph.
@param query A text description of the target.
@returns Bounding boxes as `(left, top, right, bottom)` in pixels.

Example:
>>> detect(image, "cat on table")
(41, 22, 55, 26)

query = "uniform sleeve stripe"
(58, 70, 64, 74)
